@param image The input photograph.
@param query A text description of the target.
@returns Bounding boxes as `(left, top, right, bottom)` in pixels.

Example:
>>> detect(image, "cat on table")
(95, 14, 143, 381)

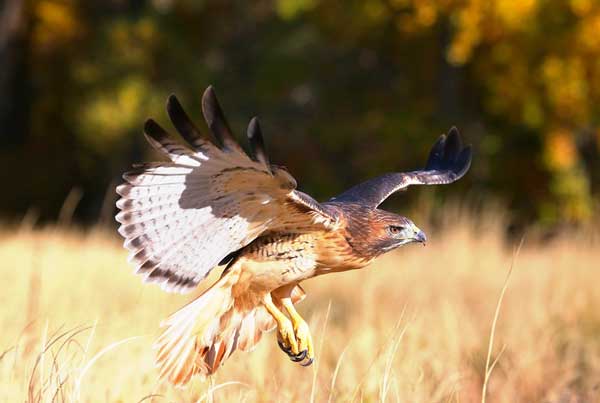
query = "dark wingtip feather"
(167, 93, 178, 106)
(201, 86, 232, 149)
(444, 127, 462, 162)
(425, 134, 446, 170)
(166, 94, 206, 149)
(144, 118, 169, 141)
(144, 118, 196, 161)
(201, 86, 216, 121)
(448, 126, 459, 138)
(201, 86, 221, 124)
(247, 117, 270, 169)
(425, 126, 472, 179)
(202, 86, 223, 147)
(165, 94, 182, 126)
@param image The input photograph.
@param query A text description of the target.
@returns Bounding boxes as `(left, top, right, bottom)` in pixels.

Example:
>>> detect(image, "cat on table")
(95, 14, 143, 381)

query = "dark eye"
(388, 225, 404, 235)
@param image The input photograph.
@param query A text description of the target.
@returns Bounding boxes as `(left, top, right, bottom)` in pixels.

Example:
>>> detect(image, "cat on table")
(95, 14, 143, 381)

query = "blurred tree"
(0, 0, 598, 228)
(0, 0, 29, 147)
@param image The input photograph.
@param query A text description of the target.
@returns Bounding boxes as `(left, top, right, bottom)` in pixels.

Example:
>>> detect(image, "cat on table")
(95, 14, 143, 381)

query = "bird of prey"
(116, 86, 472, 386)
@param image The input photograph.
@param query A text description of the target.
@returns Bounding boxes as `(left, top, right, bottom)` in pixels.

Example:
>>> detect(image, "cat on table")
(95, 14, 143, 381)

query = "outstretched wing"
(331, 127, 472, 208)
(116, 86, 338, 294)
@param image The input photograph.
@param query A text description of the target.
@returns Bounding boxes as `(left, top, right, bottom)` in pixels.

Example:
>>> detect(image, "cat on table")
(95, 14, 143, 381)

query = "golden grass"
(1, 213, 599, 402)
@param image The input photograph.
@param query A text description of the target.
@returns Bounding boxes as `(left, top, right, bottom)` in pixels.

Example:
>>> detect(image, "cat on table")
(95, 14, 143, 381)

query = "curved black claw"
(290, 349, 307, 362)
(278, 339, 292, 354)
(300, 357, 314, 367)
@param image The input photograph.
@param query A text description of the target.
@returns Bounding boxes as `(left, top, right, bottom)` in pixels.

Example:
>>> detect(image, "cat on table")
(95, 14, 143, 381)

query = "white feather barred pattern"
(116, 90, 338, 293)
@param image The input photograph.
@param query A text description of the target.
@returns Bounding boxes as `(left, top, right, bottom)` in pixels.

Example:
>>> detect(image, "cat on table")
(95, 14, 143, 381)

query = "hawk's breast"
(238, 227, 373, 291)
(240, 233, 320, 289)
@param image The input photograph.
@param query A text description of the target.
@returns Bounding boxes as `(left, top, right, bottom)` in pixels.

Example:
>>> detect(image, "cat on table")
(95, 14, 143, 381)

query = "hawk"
(116, 86, 472, 386)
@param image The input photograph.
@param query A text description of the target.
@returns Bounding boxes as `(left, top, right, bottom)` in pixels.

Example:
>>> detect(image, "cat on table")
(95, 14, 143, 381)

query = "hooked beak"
(414, 230, 427, 244)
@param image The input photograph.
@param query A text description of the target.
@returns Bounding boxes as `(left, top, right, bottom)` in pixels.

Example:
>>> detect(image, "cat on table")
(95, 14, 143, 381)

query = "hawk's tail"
(153, 266, 305, 387)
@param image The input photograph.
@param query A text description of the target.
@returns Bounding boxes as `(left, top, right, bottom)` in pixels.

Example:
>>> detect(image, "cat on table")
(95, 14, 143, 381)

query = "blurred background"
(2, 0, 599, 230)
(2, 1, 600, 401)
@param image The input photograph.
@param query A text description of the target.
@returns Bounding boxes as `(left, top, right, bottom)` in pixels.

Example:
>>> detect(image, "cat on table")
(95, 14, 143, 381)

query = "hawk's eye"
(388, 225, 404, 236)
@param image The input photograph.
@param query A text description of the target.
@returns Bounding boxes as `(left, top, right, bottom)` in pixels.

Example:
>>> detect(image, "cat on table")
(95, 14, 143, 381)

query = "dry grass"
(1, 211, 599, 402)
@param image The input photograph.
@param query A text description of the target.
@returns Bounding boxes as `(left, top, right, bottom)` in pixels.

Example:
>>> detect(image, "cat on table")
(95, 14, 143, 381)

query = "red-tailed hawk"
(116, 86, 472, 386)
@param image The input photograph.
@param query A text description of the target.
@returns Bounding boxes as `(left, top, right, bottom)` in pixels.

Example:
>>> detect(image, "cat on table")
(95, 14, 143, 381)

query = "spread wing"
(116, 86, 338, 294)
(331, 127, 472, 208)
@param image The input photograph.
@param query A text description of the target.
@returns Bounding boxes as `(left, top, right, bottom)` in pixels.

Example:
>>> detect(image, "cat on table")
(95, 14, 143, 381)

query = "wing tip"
(201, 85, 217, 124)
(144, 118, 171, 145)
(444, 126, 462, 155)
(247, 116, 260, 137)
(144, 118, 160, 135)
(424, 125, 472, 180)
(447, 126, 459, 138)
(247, 117, 262, 144)
(247, 117, 271, 170)
(444, 126, 472, 177)
(167, 93, 178, 106)
(166, 94, 184, 120)
(201, 84, 242, 152)
(166, 92, 210, 151)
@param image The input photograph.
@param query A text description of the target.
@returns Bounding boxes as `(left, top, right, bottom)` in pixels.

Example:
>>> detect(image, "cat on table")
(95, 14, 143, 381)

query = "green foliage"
(1, 0, 598, 226)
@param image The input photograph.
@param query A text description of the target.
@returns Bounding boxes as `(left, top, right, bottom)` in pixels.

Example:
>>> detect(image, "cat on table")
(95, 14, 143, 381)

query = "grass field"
(1, 210, 599, 402)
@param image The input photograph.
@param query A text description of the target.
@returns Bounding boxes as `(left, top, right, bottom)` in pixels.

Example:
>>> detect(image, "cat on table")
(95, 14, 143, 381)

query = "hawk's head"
(342, 205, 426, 259)
(369, 210, 426, 253)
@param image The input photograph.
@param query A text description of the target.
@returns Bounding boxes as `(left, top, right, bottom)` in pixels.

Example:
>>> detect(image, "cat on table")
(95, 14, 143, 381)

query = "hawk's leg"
(281, 297, 314, 366)
(262, 293, 300, 357)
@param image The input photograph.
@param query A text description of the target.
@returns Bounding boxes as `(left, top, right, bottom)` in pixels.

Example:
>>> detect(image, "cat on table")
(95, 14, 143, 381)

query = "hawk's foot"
(282, 298, 314, 367)
(275, 316, 300, 356)
(263, 293, 300, 357)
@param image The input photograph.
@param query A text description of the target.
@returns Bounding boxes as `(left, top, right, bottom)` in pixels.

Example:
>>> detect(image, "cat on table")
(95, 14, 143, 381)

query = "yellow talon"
(282, 297, 314, 365)
(263, 293, 299, 356)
